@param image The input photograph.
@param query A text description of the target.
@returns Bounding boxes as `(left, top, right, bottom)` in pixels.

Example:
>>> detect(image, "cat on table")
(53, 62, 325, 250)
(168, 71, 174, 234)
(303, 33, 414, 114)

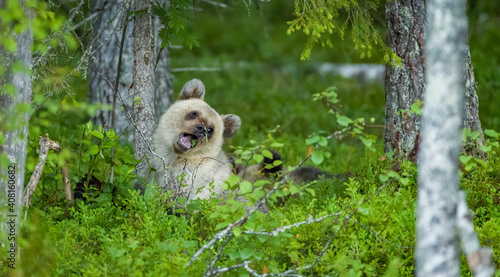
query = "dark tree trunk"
(463, 44, 485, 158)
(0, 1, 33, 262)
(88, 0, 173, 138)
(384, 0, 426, 162)
(133, 0, 156, 184)
(384, 0, 484, 161)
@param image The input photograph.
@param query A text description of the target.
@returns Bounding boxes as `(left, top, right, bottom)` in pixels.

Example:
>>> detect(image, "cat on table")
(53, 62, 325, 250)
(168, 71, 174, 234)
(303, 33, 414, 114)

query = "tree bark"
(463, 44, 485, 158)
(384, 0, 485, 161)
(133, 0, 156, 184)
(416, 0, 465, 275)
(0, 1, 33, 261)
(88, 0, 173, 138)
(88, 0, 135, 137)
(384, 0, 426, 162)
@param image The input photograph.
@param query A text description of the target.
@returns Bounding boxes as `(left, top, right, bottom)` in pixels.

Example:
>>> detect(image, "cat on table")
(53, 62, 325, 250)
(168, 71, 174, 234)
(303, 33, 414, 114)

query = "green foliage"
(4, 0, 500, 275)
(310, 87, 377, 157)
(154, 0, 200, 50)
(286, 0, 399, 64)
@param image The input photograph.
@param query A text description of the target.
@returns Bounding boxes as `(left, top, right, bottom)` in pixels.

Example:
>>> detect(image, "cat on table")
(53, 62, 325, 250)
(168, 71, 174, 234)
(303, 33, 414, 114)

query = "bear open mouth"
(177, 133, 199, 151)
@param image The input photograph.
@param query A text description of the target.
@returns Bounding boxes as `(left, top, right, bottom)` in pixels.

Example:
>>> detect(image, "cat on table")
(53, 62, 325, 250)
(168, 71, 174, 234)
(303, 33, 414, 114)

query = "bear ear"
(179, 79, 205, 100)
(222, 114, 241, 139)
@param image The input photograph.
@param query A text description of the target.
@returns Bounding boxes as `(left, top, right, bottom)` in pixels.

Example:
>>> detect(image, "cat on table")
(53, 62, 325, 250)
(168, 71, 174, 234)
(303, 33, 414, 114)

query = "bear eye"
(207, 127, 213, 134)
(186, 111, 198, 120)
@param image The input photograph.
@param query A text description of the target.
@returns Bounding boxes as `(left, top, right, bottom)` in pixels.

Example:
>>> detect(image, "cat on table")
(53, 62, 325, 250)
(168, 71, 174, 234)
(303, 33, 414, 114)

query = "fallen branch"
(23, 135, 74, 206)
(205, 261, 251, 276)
(242, 212, 342, 236)
(186, 177, 288, 268)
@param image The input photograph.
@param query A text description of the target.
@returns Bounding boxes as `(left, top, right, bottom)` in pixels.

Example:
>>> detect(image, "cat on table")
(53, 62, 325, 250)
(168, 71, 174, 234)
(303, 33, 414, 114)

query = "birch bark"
(416, 0, 465, 275)
(0, 1, 33, 260)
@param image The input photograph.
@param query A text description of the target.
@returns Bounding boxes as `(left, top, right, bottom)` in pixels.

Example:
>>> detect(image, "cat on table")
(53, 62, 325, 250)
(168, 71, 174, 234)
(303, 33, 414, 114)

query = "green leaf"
(410, 100, 423, 115)
(359, 137, 373, 148)
(240, 247, 253, 260)
(181, 240, 197, 248)
(91, 130, 104, 139)
(336, 115, 352, 127)
(468, 131, 480, 140)
(239, 181, 253, 194)
(156, 241, 179, 252)
(258, 235, 269, 243)
(482, 145, 492, 153)
(289, 184, 300, 195)
(228, 248, 240, 260)
(253, 251, 264, 261)
(109, 247, 126, 258)
(475, 158, 487, 167)
(318, 136, 328, 147)
(220, 181, 228, 190)
(387, 170, 400, 178)
(400, 178, 409, 186)
(4, 37, 17, 53)
(305, 135, 319, 145)
(233, 226, 242, 237)
(90, 145, 99, 155)
(357, 206, 369, 215)
(177, 197, 187, 205)
(311, 151, 324, 165)
(484, 129, 499, 139)
(305, 188, 315, 196)
(262, 150, 273, 159)
(378, 174, 389, 183)
(459, 155, 473, 165)
(253, 154, 264, 163)
(225, 174, 241, 190)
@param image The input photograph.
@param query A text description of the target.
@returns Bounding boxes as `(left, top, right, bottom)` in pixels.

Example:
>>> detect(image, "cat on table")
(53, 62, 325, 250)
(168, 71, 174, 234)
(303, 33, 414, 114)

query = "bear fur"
(152, 79, 241, 200)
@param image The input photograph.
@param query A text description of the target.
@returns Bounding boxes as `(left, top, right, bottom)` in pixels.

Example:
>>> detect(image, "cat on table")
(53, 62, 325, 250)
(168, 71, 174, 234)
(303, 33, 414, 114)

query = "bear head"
(155, 79, 241, 160)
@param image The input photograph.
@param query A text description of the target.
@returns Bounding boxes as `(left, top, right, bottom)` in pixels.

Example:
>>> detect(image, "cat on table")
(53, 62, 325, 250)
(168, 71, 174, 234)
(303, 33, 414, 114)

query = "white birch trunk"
(133, 0, 156, 185)
(0, 2, 33, 267)
(416, 0, 466, 275)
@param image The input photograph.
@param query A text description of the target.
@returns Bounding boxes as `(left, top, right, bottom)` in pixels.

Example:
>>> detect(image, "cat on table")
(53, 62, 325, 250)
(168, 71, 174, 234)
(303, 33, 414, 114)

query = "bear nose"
(196, 125, 205, 132)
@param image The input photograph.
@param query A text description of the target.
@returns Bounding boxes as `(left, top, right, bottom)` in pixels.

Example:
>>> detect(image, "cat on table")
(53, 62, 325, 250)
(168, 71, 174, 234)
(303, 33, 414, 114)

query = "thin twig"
(110, 1, 131, 184)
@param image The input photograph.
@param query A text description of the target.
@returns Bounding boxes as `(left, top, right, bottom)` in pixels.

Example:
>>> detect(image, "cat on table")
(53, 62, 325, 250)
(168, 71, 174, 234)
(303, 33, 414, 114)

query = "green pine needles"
(287, 0, 399, 64)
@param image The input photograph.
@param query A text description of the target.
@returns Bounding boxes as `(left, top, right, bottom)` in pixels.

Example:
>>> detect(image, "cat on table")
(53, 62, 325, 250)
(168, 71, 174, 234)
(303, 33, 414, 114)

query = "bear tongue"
(178, 134, 192, 149)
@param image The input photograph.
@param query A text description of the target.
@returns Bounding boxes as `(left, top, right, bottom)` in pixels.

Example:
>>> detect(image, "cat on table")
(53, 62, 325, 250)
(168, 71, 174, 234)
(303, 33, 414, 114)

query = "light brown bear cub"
(153, 79, 241, 200)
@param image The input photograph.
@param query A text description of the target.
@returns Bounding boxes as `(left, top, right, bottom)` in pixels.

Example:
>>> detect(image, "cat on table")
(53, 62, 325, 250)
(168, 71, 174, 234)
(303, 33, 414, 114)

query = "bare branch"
(205, 261, 251, 276)
(242, 212, 341, 236)
(171, 67, 221, 72)
(23, 135, 62, 207)
(186, 177, 288, 267)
